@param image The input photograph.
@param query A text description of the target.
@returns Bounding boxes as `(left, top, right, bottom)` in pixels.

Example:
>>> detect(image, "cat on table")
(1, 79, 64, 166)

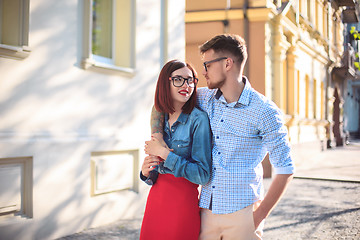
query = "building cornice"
(185, 8, 275, 23)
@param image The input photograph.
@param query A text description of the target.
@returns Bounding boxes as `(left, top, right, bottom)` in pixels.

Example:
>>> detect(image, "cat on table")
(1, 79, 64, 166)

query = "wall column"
(286, 42, 298, 117)
(272, 15, 289, 112)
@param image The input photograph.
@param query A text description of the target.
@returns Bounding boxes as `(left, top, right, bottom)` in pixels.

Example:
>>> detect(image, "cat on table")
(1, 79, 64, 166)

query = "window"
(0, 0, 30, 59)
(297, 70, 300, 115)
(306, 0, 314, 24)
(313, 78, 317, 119)
(92, 0, 113, 64)
(90, 150, 139, 196)
(0, 157, 33, 219)
(305, 75, 310, 118)
(316, 1, 323, 35)
(323, 4, 328, 38)
(320, 81, 324, 119)
(82, 0, 135, 75)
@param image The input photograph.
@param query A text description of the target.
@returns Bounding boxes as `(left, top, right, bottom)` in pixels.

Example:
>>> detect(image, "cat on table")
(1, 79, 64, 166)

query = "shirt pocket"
(171, 140, 191, 159)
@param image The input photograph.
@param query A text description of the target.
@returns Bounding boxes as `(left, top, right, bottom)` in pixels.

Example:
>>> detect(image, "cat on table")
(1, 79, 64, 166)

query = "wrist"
(160, 148, 170, 160)
(141, 170, 149, 178)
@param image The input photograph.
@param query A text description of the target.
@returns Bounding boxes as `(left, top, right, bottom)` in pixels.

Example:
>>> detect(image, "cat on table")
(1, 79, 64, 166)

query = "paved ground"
(58, 140, 360, 240)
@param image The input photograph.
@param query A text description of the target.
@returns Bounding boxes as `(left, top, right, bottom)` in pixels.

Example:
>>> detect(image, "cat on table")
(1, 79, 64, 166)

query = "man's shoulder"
(249, 89, 279, 110)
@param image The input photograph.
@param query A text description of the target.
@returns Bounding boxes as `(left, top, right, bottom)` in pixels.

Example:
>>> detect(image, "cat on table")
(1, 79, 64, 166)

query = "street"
(59, 141, 360, 240)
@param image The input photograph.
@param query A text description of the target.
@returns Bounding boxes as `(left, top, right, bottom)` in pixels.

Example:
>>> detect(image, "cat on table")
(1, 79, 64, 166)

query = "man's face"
(202, 49, 227, 89)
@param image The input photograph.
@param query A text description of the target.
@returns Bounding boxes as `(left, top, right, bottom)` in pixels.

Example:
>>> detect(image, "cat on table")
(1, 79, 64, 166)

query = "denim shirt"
(141, 107, 212, 185)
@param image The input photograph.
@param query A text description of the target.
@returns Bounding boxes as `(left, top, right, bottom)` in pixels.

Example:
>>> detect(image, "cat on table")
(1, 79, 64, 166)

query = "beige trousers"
(199, 204, 263, 240)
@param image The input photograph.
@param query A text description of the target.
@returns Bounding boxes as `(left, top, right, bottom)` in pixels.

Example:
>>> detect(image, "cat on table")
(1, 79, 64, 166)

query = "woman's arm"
(140, 106, 165, 185)
(150, 106, 164, 134)
(146, 112, 212, 185)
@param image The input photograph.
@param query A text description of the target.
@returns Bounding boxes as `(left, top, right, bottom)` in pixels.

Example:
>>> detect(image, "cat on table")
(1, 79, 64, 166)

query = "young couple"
(140, 34, 295, 240)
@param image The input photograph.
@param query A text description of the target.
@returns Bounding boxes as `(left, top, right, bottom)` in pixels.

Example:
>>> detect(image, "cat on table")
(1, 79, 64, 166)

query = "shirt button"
(218, 152, 221, 155)
(220, 119, 224, 122)
(212, 186, 215, 188)
(214, 167, 216, 170)
(171, 129, 174, 132)
(216, 136, 219, 139)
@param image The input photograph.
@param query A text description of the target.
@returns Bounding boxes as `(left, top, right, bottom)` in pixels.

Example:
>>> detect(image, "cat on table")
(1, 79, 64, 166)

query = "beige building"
(0, 0, 185, 239)
(185, 0, 356, 171)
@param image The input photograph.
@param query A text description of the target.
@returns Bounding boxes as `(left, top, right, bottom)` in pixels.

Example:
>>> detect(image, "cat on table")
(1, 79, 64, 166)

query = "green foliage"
(354, 62, 360, 70)
(350, 26, 360, 40)
(350, 27, 360, 71)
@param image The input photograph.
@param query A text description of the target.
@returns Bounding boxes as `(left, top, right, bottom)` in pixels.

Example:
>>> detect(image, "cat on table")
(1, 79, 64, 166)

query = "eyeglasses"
(169, 76, 198, 88)
(203, 57, 228, 72)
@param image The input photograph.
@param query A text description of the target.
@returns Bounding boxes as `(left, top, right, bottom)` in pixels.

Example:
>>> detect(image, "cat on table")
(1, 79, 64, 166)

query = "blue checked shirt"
(197, 77, 295, 214)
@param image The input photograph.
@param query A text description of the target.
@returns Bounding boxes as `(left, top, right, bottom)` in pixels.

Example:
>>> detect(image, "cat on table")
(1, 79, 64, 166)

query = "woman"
(139, 60, 212, 240)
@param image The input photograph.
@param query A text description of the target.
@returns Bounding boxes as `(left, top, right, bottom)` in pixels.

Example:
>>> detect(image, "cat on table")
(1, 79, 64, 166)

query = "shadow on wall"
(0, 0, 169, 239)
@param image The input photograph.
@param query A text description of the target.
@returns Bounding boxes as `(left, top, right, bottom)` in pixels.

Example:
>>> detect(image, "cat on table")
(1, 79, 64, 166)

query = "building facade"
(343, 22, 360, 140)
(185, 0, 357, 170)
(0, 0, 185, 239)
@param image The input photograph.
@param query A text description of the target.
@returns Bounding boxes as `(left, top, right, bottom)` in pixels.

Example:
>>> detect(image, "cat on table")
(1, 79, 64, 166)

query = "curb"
(294, 176, 360, 184)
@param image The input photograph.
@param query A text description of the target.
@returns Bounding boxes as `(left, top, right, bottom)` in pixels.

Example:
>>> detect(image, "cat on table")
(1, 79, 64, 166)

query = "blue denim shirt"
(141, 107, 212, 185)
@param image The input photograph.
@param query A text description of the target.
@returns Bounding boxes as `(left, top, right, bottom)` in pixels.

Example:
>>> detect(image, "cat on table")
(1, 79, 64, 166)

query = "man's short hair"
(199, 34, 248, 66)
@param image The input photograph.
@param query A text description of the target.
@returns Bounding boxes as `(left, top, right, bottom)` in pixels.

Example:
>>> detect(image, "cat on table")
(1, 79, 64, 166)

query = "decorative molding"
(185, 9, 244, 23)
(81, 57, 136, 77)
(247, 8, 274, 21)
(0, 44, 31, 60)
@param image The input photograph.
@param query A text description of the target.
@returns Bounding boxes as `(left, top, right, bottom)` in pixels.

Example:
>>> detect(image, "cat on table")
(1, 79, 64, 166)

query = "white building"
(0, 0, 185, 239)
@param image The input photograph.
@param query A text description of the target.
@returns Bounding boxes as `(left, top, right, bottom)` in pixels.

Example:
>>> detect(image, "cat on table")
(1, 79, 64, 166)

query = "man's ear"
(225, 58, 233, 70)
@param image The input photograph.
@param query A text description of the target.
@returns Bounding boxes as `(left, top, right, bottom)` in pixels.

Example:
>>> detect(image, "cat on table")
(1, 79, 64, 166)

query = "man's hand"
(141, 155, 162, 177)
(252, 200, 264, 229)
(252, 174, 293, 229)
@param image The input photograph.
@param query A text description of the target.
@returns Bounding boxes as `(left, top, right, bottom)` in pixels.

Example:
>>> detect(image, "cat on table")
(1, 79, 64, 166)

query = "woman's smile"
(178, 89, 190, 96)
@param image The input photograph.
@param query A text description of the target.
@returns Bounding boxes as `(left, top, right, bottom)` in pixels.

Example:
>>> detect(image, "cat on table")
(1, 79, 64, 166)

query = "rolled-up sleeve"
(259, 103, 295, 175)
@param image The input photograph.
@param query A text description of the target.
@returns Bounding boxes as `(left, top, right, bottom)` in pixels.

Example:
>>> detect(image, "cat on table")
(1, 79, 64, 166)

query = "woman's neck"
(168, 106, 182, 128)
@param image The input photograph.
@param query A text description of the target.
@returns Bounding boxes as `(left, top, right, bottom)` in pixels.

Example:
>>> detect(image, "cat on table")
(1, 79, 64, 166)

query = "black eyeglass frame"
(203, 57, 228, 72)
(169, 76, 199, 88)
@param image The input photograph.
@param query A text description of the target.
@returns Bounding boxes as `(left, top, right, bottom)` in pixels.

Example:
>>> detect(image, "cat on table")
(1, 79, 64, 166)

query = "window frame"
(0, 0, 31, 60)
(81, 0, 136, 76)
(0, 157, 33, 220)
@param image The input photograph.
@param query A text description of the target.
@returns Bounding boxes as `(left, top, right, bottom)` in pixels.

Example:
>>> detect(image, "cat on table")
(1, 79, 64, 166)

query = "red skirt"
(140, 173, 200, 240)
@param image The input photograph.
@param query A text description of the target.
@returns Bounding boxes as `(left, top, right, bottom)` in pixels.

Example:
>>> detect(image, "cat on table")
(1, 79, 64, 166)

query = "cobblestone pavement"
(59, 141, 360, 240)
(263, 178, 360, 240)
(58, 178, 360, 240)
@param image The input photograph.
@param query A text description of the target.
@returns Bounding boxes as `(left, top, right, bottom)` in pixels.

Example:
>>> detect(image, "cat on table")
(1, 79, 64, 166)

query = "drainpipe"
(223, 0, 230, 33)
(243, 0, 249, 77)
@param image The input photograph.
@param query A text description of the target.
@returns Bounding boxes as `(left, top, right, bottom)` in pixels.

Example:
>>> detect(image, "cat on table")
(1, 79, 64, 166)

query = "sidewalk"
(59, 140, 360, 240)
(292, 139, 360, 182)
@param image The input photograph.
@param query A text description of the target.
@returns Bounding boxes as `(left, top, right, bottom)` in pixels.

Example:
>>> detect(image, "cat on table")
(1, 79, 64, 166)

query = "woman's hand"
(144, 136, 171, 160)
(151, 133, 172, 150)
(141, 155, 162, 177)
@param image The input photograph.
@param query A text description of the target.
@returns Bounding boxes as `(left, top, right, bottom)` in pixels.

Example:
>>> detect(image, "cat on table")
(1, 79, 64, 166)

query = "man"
(151, 34, 294, 239)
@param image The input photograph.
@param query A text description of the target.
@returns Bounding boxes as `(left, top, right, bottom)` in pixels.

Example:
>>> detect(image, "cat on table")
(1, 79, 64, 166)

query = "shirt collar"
(214, 76, 252, 107)
(164, 111, 189, 125)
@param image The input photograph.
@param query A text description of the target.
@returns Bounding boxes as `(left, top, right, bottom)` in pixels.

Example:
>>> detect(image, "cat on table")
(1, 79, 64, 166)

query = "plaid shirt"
(197, 77, 295, 214)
